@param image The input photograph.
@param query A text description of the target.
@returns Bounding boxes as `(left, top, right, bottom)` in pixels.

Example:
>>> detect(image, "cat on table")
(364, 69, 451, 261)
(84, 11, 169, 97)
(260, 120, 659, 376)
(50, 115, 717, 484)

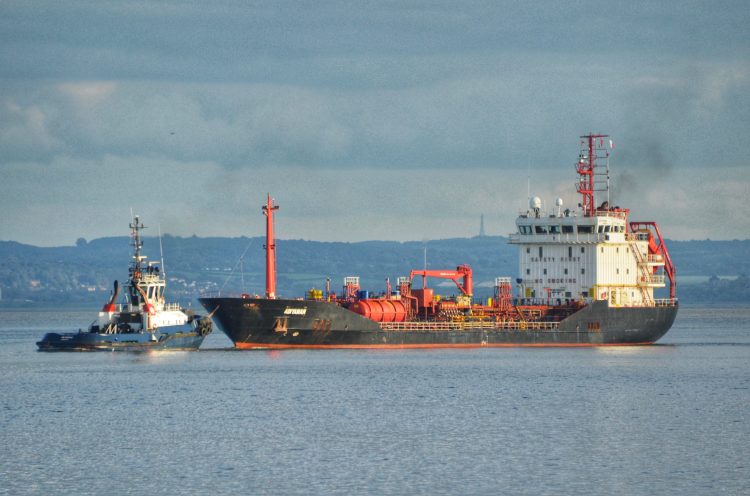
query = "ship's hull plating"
(200, 297, 678, 349)
(37, 324, 206, 352)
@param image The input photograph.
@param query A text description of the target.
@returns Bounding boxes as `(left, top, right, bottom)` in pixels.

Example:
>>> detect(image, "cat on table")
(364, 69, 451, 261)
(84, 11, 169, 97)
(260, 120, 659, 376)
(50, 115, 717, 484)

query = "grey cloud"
(2, 1, 748, 83)
(1, 1, 749, 245)
(1, 56, 747, 172)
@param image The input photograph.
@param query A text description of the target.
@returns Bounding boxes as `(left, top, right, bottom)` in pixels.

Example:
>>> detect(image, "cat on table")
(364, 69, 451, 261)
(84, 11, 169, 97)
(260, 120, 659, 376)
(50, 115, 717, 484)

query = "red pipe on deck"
(263, 194, 279, 299)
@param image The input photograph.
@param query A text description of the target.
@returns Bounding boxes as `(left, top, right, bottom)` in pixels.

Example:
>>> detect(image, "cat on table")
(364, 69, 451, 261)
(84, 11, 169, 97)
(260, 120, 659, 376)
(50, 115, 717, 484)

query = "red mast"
(576, 133, 610, 216)
(262, 194, 279, 299)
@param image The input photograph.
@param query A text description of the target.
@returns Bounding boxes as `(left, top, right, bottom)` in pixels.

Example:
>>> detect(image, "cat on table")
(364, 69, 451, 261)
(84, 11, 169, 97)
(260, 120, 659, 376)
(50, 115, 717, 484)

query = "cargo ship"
(37, 216, 212, 351)
(200, 134, 677, 348)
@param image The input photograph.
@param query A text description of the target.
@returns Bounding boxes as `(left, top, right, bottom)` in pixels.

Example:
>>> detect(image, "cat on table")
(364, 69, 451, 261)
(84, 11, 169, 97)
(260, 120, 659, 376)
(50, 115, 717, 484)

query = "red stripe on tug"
(234, 342, 655, 350)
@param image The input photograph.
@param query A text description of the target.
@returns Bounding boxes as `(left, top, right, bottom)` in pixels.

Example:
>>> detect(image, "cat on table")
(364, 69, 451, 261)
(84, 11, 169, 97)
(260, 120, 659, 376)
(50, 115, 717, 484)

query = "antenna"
(240, 256, 245, 292)
(576, 133, 610, 216)
(527, 164, 531, 205)
(158, 224, 166, 276)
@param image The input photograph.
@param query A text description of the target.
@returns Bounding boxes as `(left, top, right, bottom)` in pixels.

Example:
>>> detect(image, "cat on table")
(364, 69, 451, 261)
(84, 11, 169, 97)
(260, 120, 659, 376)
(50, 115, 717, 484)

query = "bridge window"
(578, 225, 593, 234)
(562, 225, 574, 233)
(535, 225, 548, 234)
(549, 225, 560, 234)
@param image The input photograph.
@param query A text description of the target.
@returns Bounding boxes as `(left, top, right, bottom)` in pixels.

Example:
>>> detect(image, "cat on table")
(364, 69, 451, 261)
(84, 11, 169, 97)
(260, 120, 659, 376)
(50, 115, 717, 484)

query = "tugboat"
(37, 216, 212, 351)
(200, 134, 677, 348)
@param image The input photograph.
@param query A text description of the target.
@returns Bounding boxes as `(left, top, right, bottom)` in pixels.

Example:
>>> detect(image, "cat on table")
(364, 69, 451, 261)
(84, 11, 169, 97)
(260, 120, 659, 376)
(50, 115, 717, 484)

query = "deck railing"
(380, 320, 560, 332)
(653, 298, 678, 307)
(639, 274, 666, 285)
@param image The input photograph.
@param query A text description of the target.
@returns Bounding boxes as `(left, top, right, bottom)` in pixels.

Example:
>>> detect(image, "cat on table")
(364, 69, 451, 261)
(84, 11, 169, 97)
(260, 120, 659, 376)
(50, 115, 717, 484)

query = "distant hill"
(1, 236, 749, 307)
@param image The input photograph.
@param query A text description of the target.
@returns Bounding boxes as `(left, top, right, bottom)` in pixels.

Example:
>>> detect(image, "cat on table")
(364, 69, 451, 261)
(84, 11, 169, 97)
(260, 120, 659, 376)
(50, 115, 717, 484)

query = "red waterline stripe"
(234, 342, 654, 350)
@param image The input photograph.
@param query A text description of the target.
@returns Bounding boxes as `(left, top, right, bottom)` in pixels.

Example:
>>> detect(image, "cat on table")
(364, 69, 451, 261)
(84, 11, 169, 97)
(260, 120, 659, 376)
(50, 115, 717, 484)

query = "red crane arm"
(408, 265, 473, 296)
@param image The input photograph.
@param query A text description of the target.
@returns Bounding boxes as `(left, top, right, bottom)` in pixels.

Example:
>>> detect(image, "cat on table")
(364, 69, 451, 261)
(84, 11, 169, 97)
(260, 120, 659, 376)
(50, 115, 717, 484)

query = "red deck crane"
(408, 265, 473, 296)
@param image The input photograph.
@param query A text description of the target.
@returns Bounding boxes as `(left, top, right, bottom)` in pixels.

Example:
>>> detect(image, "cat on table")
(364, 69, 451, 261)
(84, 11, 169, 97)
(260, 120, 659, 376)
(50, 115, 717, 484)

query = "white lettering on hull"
(283, 308, 307, 316)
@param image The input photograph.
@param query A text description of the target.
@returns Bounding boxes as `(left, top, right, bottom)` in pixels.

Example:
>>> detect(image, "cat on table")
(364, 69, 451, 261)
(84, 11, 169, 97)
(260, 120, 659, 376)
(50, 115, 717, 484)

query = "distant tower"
(479, 214, 486, 237)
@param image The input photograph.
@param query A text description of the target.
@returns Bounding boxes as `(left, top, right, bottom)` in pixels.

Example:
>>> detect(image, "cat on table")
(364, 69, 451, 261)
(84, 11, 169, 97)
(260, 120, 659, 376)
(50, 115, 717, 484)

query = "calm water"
(1, 306, 748, 495)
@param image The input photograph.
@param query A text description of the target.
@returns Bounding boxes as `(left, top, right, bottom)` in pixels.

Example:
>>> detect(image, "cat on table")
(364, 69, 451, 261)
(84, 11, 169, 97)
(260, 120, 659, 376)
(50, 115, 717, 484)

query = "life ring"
(519, 321, 527, 330)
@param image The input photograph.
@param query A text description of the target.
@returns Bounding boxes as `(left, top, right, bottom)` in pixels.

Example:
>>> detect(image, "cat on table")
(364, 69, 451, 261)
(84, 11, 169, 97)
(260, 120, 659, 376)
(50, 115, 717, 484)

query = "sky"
(1, 0, 748, 246)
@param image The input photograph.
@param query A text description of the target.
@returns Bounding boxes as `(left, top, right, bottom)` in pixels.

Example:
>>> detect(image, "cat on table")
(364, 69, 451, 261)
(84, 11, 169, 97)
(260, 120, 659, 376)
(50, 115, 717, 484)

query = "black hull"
(200, 297, 678, 349)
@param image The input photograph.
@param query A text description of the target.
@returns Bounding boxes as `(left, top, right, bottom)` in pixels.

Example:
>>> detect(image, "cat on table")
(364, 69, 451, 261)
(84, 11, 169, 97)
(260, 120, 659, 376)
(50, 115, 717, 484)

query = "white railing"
(653, 298, 678, 307)
(594, 210, 628, 219)
(636, 254, 664, 265)
(626, 232, 650, 241)
(639, 274, 666, 285)
(509, 233, 608, 244)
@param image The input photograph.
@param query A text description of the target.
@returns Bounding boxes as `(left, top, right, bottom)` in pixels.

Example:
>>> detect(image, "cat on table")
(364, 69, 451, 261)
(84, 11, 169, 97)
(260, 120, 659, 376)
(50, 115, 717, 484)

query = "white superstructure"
(508, 133, 672, 309)
(510, 201, 666, 307)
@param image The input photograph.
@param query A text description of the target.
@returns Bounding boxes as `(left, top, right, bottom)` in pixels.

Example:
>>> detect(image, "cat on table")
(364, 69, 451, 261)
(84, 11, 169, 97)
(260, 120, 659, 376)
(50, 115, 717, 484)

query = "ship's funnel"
(102, 280, 119, 312)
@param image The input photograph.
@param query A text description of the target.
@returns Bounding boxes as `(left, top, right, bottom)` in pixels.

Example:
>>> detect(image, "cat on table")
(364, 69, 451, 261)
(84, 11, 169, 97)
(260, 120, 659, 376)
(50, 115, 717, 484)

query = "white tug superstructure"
(37, 216, 212, 351)
(511, 134, 675, 308)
